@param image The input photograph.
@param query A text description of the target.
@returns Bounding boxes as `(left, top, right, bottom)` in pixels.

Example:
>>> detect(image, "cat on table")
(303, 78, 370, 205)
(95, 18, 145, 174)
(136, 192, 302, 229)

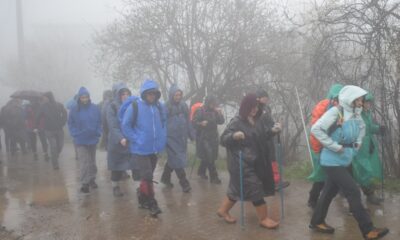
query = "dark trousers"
(161, 163, 189, 187)
(45, 130, 64, 168)
(310, 166, 373, 235)
(198, 157, 218, 179)
(308, 181, 325, 205)
(9, 130, 27, 154)
(28, 131, 48, 154)
(135, 154, 158, 198)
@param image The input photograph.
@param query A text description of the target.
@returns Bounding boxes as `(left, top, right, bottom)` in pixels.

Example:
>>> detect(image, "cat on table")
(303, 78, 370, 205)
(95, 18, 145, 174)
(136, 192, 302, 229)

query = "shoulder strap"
(327, 106, 344, 136)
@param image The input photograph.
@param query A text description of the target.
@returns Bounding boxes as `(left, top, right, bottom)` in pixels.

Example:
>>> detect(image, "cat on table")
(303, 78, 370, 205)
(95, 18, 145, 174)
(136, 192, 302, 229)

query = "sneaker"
(210, 178, 222, 184)
(113, 186, 124, 197)
(309, 222, 335, 234)
(275, 181, 290, 191)
(80, 184, 90, 194)
(89, 181, 98, 189)
(148, 198, 162, 217)
(364, 227, 389, 240)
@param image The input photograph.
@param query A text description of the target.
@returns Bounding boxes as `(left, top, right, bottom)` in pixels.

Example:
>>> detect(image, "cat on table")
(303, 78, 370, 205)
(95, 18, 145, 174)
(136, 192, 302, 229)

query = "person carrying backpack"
(121, 79, 167, 217)
(36, 92, 67, 169)
(193, 95, 225, 184)
(307, 84, 343, 208)
(106, 83, 139, 197)
(309, 85, 389, 240)
(68, 87, 102, 193)
(160, 84, 193, 193)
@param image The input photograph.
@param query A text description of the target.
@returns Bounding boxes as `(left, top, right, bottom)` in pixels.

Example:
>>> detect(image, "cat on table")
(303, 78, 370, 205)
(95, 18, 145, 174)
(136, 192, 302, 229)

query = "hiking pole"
(276, 134, 284, 220)
(295, 87, 314, 168)
(239, 150, 245, 230)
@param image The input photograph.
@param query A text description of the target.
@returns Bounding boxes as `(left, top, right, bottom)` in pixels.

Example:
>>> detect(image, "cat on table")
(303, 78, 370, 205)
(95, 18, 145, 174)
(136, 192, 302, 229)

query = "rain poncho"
(352, 93, 383, 187)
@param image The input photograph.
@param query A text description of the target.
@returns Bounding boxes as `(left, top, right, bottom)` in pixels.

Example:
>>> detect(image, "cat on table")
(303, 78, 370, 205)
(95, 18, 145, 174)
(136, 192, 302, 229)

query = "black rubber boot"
(148, 198, 162, 217)
(136, 188, 150, 209)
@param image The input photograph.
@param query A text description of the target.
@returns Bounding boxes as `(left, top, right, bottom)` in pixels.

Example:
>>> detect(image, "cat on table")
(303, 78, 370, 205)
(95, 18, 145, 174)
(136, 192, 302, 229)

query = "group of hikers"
(0, 80, 389, 239)
(0, 92, 67, 169)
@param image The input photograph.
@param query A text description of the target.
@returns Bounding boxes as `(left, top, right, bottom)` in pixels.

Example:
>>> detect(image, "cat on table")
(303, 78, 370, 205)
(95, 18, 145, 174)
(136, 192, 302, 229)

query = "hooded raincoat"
(352, 93, 383, 187)
(68, 87, 102, 145)
(121, 80, 167, 155)
(106, 83, 137, 171)
(165, 84, 192, 169)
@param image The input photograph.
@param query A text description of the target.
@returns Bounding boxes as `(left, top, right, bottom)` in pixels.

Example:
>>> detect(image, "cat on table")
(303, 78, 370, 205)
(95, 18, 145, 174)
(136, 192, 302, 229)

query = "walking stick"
(295, 87, 314, 168)
(239, 150, 245, 230)
(276, 134, 284, 220)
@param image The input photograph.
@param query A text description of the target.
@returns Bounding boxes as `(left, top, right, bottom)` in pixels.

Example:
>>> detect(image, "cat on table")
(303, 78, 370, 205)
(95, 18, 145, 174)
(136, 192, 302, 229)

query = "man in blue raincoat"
(122, 79, 167, 217)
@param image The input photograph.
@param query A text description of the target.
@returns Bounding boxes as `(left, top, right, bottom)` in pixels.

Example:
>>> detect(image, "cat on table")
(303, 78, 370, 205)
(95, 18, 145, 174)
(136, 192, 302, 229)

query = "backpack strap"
(131, 100, 138, 128)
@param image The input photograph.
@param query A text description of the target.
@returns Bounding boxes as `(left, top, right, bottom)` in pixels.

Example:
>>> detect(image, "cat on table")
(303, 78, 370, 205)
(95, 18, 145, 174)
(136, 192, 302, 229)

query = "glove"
(379, 125, 387, 135)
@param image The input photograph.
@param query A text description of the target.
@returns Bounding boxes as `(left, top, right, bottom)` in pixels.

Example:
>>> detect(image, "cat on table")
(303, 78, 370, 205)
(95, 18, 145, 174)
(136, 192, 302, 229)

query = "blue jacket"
(121, 80, 167, 155)
(68, 87, 102, 145)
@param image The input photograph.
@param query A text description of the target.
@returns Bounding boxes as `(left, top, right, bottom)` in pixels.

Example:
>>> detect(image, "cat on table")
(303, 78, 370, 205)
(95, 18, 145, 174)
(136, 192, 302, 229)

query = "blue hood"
(78, 87, 90, 98)
(140, 79, 161, 101)
(168, 84, 182, 102)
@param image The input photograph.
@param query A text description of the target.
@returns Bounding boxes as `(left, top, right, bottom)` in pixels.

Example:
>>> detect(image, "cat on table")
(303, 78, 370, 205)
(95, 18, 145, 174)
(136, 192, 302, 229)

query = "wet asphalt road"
(0, 143, 399, 240)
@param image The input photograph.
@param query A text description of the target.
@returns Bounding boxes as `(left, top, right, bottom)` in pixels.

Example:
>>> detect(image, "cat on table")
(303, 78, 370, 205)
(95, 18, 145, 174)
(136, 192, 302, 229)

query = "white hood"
(338, 85, 367, 120)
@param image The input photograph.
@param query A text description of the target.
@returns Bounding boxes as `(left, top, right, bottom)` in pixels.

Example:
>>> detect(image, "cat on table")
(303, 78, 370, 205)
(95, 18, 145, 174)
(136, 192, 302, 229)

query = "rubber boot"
(255, 204, 279, 229)
(217, 197, 237, 224)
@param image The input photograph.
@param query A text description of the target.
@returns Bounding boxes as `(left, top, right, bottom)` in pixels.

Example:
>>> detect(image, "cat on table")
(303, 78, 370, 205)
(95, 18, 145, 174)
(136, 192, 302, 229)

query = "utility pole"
(16, 0, 25, 74)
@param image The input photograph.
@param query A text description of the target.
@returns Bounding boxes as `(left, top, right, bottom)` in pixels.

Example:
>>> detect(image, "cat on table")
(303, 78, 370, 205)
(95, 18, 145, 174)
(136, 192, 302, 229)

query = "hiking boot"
(364, 227, 389, 240)
(181, 181, 192, 193)
(136, 188, 150, 209)
(80, 184, 90, 194)
(367, 195, 383, 206)
(148, 198, 162, 217)
(89, 181, 98, 189)
(113, 186, 124, 197)
(275, 181, 290, 191)
(210, 177, 222, 184)
(309, 222, 335, 234)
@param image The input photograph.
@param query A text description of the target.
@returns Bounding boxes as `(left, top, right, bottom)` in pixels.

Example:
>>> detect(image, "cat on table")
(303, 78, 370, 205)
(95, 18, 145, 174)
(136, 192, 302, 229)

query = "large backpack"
(190, 102, 203, 122)
(310, 99, 338, 153)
